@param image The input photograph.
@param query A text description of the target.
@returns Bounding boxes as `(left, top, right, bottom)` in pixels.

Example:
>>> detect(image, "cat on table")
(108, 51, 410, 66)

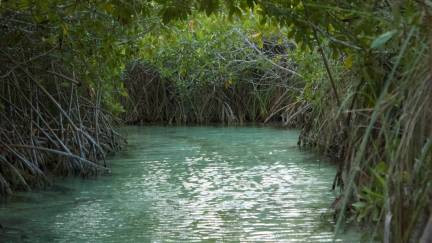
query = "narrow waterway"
(0, 126, 362, 242)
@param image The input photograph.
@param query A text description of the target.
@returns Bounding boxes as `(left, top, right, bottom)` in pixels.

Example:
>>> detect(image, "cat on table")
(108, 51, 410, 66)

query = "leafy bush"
(123, 13, 314, 124)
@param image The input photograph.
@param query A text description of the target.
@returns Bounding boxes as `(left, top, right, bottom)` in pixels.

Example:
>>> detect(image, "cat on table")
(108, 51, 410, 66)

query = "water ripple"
(0, 126, 362, 242)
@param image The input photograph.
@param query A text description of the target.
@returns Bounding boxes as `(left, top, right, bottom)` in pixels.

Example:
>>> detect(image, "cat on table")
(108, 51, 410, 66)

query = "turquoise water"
(0, 126, 362, 242)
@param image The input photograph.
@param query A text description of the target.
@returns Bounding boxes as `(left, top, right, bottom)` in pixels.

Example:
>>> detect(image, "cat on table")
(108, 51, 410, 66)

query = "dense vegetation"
(0, 0, 141, 194)
(122, 13, 311, 125)
(1, 0, 431, 242)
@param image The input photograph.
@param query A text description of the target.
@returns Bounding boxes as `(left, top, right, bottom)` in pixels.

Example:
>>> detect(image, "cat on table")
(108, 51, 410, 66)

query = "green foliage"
(1, 0, 155, 113)
(370, 30, 398, 49)
(141, 13, 269, 86)
(353, 162, 388, 223)
(123, 13, 307, 124)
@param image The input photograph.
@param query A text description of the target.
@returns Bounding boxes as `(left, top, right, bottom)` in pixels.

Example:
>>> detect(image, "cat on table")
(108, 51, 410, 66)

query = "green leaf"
(344, 54, 353, 69)
(370, 30, 397, 49)
(374, 161, 388, 174)
(352, 201, 367, 210)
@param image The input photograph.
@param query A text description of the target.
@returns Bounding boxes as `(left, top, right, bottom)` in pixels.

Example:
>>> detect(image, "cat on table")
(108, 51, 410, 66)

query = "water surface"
(0, 126, 362, 242)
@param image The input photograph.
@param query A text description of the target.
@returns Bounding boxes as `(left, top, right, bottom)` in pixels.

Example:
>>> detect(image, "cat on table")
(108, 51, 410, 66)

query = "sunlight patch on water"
(0, 126, 362, 242)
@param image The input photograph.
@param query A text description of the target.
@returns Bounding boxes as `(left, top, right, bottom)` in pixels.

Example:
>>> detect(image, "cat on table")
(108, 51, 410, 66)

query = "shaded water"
(0, 126, 362, 242)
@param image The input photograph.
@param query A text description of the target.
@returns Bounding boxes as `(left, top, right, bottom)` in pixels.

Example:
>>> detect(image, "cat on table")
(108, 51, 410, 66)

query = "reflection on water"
(0, 126, 362, 242)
